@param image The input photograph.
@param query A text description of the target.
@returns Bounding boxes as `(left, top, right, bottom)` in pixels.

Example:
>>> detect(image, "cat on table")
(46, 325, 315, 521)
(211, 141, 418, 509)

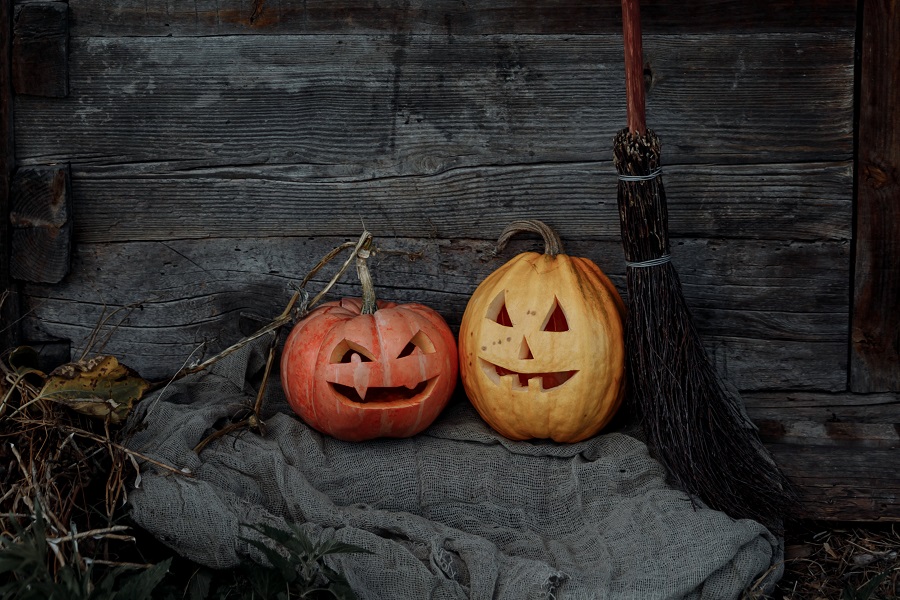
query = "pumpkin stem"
(495, 220, 565, 256)
(356, 238, 378, 314)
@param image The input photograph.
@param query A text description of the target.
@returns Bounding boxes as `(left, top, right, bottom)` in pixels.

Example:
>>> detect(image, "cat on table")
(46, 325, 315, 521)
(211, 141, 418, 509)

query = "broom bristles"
(614, 128, 797, 532)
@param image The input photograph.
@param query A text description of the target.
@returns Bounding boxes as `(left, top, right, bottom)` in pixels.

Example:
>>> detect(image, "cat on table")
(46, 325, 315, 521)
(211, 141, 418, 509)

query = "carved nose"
(519, 337, 534, 360)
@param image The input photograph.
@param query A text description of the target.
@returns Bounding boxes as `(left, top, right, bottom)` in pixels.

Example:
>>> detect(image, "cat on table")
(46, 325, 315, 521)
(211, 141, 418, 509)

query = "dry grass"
(774, 522, 900, 599)
(0, 355, 142, 572)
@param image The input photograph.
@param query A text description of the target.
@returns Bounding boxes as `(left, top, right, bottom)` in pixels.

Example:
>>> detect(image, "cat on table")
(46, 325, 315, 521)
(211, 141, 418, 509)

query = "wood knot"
(861, 162, 895, 190)
(643, 61, 657, 91)
(249, 0, 266, 25)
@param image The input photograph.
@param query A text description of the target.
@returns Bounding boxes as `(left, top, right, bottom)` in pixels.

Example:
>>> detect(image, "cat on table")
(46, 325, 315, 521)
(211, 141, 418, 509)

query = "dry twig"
(189, 230, 373, 454)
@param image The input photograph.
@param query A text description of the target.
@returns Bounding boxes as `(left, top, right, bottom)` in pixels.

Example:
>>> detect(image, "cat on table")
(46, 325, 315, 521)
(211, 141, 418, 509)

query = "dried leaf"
(39, 356, 150, 424)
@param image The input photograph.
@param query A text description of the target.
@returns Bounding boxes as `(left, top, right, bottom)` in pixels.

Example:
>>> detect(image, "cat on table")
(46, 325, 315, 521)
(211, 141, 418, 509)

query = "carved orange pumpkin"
(280, 251, 458, 442)
(459, 220, 626, 443)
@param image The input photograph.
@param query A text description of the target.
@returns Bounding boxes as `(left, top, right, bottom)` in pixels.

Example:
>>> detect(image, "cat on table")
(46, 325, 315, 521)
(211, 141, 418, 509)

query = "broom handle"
(621, 0, 646, 134)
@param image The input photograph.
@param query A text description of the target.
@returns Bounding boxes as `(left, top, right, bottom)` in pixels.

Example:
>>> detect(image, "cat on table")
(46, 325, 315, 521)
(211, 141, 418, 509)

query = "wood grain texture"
(19, 236, 848, 388)
(52, 161, 852, 244)
(851, 0, 900, 392)
(13, 33, 854, 170)
(0, 0, 18, 348)
(67, 0, 856, 36)
(747, 390, 900, 520)
(765, 442, 900, 521)
(12, 2, 69, 98)
(758, 420, 900, 449)
(11, 32, 854, 243)
(9, 167, 73, 284)
(745, 391, 900, 424)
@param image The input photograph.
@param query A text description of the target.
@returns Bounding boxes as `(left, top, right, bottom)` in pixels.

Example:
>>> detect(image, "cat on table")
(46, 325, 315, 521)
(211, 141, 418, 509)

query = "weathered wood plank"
(20, 236, 848, 389)
(747, 391, 900, 521)
(12, 1, 69, 98)
(54, 161, 852, 244)
(764, 441, 900, 522)
(851, 0, 900, 392)
(745, 391, 900, 424)
(66, 0, 856, 37)
(14, 33, 854, 170)
(0, 0, 18, 349)
(757, 420, 900, 449)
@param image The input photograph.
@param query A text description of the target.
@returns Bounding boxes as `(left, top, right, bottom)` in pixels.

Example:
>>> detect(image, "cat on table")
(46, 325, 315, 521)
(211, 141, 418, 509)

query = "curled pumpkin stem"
(495, 220, 564, 257)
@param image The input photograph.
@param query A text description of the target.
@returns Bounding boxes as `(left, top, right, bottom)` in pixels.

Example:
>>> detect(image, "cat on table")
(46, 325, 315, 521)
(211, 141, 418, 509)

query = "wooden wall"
(6, 1, 899, 521)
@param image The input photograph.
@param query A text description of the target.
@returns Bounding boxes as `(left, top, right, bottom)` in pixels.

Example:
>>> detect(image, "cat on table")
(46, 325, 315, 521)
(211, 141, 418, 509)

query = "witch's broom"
(613, 0, 796, 532)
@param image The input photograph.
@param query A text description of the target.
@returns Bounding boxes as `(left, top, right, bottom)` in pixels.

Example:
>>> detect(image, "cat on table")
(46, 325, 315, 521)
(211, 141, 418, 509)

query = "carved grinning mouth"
(480, 359, 577, 391)
(330, 378, 436, 404)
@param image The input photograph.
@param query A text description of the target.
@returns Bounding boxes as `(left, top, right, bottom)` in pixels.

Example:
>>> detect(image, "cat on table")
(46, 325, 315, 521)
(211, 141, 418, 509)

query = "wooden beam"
(9, 165, 73, 283)
(0, 0, 19, 349)
(67, 0, 856, 36)
(11, 2, 69, 98)
(851, 0, 900, 392)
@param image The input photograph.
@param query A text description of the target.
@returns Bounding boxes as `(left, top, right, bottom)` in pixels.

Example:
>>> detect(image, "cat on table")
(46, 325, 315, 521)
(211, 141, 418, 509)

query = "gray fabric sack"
(125, 334, 782, 600)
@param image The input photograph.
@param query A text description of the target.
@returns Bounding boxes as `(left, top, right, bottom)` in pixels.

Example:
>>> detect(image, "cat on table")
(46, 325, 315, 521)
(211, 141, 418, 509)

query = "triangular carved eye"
(397, 330, 436, 357)
(398, 342, 419, 358)
(338, 348, 373, 363)
(487, 292, 513, 327)
(495, 304, 512, 327)
(330, 341, 375, 364)
(542, 298, 569, 332)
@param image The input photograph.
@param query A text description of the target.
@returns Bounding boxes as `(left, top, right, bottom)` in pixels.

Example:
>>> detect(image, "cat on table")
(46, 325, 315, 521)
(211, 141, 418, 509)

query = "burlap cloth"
(125, 335, 782, 599)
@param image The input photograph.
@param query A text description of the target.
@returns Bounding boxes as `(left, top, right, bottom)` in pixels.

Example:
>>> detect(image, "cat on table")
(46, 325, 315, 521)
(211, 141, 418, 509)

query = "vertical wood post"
(11, 2, 69, 98)
(1, 0, 20, 350)
(851, 0, 900, 392)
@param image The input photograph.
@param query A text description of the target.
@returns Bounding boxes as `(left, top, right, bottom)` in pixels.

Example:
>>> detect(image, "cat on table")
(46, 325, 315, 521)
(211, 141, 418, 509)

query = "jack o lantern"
(459, 220, 626, 443)
(280, 247, 458, 442)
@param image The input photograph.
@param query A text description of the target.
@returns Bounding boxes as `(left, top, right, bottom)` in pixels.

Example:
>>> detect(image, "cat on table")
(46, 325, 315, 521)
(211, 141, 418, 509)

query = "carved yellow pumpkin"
(459, 220, 626, 443)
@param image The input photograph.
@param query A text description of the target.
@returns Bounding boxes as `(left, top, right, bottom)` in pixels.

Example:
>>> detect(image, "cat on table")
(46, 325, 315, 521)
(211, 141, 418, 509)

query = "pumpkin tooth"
(488, 361, 577, 391)
(499, 373, 517, 390)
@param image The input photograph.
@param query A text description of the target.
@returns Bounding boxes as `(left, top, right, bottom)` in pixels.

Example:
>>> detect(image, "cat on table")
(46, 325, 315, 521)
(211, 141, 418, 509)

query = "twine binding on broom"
(625, 255, 671, 268)
(617, 168, 662, 181)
